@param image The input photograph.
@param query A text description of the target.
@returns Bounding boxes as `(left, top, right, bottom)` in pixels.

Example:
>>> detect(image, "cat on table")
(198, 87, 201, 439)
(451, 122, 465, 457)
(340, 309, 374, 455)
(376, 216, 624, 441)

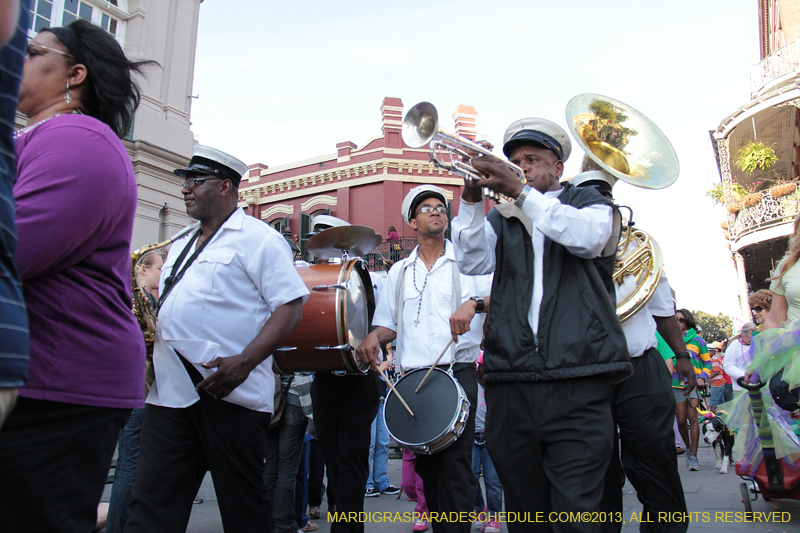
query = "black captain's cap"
(174, 145, 249, 187)
(502, 118, 572, 162)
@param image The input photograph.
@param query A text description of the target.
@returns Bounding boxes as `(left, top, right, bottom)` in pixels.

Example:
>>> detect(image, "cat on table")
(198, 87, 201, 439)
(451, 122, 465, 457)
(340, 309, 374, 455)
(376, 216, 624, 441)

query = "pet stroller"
(732, 377, 800, 512)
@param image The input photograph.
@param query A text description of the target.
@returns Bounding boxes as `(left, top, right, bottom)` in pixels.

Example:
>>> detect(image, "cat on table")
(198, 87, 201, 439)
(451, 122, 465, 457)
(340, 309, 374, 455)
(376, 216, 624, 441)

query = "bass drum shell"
(383, 367, 470, 455)
(274, 259, 374, 373)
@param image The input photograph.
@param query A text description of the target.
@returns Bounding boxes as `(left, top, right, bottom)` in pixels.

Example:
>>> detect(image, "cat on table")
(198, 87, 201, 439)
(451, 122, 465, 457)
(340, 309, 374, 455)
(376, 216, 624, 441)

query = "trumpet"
(402, 102, 525, 201)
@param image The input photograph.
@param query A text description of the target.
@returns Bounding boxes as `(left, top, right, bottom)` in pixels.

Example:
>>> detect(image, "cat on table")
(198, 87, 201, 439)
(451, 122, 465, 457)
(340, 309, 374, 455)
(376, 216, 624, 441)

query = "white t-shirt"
(372, 241, 492, 371)
(148, 208, 310, 412)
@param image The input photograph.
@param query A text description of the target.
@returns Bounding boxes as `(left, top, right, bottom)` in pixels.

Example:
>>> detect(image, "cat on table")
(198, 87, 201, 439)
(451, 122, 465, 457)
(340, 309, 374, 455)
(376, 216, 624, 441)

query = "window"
(62, 0, 93, 26)
(30, 0, 53, 32)
(100, 13, 118, 35)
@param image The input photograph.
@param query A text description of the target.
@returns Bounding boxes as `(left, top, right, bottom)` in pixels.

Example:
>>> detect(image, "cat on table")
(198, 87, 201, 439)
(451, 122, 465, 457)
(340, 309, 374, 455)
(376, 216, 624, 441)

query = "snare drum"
(383, 367, 470, 455)
(274, 259, 375, 373)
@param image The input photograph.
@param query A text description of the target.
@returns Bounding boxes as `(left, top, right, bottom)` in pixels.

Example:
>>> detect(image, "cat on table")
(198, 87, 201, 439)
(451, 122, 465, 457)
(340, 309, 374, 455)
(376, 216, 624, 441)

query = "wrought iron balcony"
(751, 40, 800, 95)
(363, 237, 418, 271)
(726, 186, 800, 241)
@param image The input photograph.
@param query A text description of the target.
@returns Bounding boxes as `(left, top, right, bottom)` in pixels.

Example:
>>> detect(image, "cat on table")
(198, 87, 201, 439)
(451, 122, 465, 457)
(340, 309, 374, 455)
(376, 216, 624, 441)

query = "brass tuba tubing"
(402, 102, 527, 201)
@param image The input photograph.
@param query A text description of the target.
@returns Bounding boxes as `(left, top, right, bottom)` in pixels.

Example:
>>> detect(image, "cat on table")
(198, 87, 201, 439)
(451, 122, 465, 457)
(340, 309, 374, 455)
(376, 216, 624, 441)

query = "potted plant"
(735, 141, 778, 173)
(769, 180, 797, 198)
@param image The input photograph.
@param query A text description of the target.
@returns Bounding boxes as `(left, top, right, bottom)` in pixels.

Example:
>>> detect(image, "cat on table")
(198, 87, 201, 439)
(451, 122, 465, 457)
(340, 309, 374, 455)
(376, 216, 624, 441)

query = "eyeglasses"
(676, 318, 686, 323)
(752, 306, 766, 313)
(416, 206, 447, 216)
(25, 42, 74, 60)
(181, 176, 222, 189)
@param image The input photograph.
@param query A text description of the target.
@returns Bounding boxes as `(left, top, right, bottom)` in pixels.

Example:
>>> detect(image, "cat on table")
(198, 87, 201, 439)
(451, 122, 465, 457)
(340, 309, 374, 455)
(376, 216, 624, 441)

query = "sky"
(191, 0, 760, 321)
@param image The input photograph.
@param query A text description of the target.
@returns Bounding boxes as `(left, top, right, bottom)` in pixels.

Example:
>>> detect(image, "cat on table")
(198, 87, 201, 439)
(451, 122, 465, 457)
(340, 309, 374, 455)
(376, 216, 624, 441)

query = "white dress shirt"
(451, 186, 612, 335)
(619, 273, 675, 358)
(148, 208, 310, 412)
(372, 241, 492, 372)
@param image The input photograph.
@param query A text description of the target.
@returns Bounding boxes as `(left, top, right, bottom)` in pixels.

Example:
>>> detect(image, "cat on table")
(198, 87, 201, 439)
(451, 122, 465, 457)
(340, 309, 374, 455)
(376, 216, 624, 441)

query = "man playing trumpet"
(450, 119, 631, 531)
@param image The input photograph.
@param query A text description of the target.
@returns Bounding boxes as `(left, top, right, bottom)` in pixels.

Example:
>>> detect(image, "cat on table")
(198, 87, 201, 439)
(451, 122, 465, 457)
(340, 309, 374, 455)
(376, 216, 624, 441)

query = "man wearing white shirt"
(357, 185, 491, 533)
(450, 119, 631, 530)
(572, 175, 694, 531)
(126, 145, 309, 533)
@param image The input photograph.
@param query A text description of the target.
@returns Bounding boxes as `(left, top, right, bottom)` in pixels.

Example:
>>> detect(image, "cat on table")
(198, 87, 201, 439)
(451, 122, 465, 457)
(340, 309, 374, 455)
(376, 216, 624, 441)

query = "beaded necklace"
(411, 245, 446, 325)
(13, 110, 83, 140)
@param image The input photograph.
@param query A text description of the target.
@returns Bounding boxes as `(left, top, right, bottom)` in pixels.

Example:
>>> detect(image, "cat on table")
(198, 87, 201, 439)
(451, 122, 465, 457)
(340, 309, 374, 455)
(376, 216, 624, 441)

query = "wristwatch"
(514, 185, 531, 209)
(674, 350, 691, 360)
(469, 296, 485, 314)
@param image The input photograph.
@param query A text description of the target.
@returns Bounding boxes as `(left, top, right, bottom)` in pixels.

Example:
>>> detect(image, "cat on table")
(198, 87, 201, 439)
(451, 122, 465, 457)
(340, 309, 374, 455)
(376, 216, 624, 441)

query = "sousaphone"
(565, 94, 679, 322)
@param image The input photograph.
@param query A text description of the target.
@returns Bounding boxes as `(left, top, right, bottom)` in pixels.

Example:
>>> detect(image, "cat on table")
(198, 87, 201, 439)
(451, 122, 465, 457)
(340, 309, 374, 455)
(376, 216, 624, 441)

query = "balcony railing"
(363, 237, 418, 271)
(727, 187, 800, 241)
(751, 40, 800, 94)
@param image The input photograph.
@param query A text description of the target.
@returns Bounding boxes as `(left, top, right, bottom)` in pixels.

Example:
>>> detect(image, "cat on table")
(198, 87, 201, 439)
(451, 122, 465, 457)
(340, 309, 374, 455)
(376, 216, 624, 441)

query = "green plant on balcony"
(706, 182, 745, 207)
(734, 141, 778, 173)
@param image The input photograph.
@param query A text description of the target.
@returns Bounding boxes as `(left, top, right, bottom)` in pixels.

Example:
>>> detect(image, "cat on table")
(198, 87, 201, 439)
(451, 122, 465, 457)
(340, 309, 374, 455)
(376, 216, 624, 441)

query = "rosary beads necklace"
(411, 245, 446, 325)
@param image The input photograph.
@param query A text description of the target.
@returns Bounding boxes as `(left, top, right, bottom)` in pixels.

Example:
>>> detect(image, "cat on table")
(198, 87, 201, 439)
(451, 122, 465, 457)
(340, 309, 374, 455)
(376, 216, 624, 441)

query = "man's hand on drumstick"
(355, 326, 397, 372)
(449, 296, 490, 343)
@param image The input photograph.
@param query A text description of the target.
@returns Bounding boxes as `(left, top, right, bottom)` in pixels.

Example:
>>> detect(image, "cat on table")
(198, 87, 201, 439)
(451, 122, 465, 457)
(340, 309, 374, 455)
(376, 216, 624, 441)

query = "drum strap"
(394, 247, 462, 372)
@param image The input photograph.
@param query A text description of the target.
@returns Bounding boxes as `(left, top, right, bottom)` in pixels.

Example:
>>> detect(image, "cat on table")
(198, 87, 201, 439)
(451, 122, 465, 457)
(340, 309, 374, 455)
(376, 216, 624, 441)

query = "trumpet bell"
(402, 102, 439, 149)
(566, 94, 679, 190)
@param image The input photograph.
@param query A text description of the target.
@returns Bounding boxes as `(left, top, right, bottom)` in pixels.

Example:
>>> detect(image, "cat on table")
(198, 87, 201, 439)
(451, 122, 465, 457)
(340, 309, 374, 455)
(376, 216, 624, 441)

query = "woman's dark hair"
(388, 226, 396, 232)
(44, 20, 158, 139)
(676, 308, 697, 331)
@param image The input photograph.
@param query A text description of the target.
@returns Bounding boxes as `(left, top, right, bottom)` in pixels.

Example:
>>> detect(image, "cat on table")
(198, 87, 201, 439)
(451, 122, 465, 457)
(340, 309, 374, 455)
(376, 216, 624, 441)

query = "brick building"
(236, 97, 492, 263)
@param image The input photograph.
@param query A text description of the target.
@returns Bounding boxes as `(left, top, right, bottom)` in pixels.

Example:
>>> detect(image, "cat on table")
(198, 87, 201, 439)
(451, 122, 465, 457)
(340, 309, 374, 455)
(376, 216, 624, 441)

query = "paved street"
(98, 440, 800, 532)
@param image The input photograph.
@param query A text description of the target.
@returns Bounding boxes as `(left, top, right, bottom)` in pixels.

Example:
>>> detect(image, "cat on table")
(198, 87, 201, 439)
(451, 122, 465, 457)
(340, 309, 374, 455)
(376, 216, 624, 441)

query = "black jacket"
(482, 183, 632, 383)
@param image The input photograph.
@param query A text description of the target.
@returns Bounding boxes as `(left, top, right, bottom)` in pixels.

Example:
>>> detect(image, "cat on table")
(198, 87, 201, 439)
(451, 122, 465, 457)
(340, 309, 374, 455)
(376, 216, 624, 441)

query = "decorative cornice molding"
(261, 204, 295, 220)
(245, 173, 462, 206)
(301, 195, 338, 212)
(239, 158, 454, 203)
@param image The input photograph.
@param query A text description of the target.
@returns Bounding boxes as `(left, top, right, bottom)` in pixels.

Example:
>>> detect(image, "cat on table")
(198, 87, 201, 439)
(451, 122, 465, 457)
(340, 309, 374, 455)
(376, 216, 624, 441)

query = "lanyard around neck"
(156, 209, 236, 314)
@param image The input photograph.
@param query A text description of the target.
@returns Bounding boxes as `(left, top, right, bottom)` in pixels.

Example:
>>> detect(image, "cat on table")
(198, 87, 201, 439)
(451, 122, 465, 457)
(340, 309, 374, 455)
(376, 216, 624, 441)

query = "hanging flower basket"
(721, 221, 728, 230)
(724, 231, 730, 240)
(743, 193, 762, 208)
(769, 182, 797, 198)
(727, 202, 742, 214)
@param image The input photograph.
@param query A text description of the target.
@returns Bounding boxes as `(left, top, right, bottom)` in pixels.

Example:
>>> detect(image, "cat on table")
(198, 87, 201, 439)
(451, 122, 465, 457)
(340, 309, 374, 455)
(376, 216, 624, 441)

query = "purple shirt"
(14, 114, 145, 408)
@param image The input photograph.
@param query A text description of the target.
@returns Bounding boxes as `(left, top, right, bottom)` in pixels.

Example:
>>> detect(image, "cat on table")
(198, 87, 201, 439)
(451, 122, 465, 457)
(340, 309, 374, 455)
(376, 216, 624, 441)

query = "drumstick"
(379, 367, 414, 417)
(415, 339, 454, 394)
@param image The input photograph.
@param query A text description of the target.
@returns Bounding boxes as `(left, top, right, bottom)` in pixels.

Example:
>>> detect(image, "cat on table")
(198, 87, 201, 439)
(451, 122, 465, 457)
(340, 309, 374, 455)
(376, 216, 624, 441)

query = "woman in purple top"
(0, 19, 155, 532)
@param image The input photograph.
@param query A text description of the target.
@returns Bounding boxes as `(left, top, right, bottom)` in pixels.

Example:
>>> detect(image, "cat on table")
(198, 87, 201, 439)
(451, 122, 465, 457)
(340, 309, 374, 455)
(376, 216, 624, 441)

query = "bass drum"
(383, 367, 470, 455)
(274, 259, 375, 373)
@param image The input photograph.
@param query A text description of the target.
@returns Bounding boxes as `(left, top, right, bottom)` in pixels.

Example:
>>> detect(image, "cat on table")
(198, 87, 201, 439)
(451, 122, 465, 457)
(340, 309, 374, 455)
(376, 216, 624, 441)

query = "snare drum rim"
(338, 259, 374, 374)
(383, 367, 468, 454)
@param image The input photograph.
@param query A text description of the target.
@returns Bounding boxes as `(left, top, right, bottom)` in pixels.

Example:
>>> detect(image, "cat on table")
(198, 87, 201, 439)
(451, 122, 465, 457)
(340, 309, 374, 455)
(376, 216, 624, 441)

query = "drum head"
(341, 260, 371, 350)
(384, 368, 461, 446)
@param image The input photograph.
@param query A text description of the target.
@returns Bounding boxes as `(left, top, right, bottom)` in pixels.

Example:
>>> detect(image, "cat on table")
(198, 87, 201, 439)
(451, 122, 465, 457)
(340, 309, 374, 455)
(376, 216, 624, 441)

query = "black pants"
(600, 348, 688, 533)
(311, 371, 380, 533)
(485, 376, 614, 533)
(414, 365, 478, 533)
(308, 437, 334, 508)
(125, 399, 271, 533)
(0, 397, 129, 533)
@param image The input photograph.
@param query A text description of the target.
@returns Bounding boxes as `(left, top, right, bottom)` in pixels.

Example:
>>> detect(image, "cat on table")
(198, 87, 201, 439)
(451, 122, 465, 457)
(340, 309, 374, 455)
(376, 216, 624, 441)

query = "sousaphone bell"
(565, 93, 679, 322)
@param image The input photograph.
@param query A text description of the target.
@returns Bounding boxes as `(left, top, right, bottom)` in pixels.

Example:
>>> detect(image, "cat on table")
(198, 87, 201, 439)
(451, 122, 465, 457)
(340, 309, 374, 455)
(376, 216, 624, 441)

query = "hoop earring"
(65, 81, 72, 104)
